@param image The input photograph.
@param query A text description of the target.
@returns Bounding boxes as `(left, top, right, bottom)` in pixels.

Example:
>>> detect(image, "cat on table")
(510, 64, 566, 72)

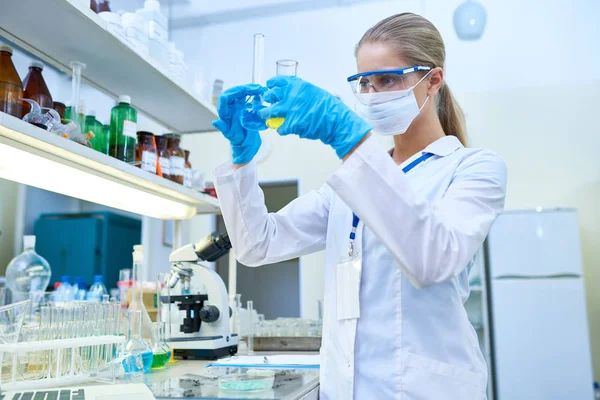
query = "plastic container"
(85, 110, 109, 154)
(135, 131, 157, 174)
(73, 276, 87, 301)
(183, 150, 192, 188)
(218, 370, 275, 392)
(0, 44, 23, 118)
(6, 236, 51, 302)
(54, 276, 74, 303)
(164, 133, 185, 184)
(99, 11, 127, 42)
(121, 13, 149, 56)
(137, 0, 169, 68)
(155, 135, 170, 179)
(86, 275, 108, 302)
(109, 95, 137, 162)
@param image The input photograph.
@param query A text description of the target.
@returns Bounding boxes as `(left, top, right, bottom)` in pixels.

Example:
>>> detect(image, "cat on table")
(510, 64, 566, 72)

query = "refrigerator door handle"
(494, 273, 581, 280)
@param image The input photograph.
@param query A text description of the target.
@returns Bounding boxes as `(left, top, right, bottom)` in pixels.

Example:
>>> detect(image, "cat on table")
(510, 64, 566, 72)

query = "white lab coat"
(213, 135, 507, 400)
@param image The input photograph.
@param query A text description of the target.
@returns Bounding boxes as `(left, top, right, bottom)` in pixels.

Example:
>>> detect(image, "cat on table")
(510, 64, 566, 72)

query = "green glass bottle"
(109, 95, 137, 162)
(84, 111, 109, 154)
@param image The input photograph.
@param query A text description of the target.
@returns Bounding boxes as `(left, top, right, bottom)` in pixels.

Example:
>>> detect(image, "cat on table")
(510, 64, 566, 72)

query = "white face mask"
(355, 70, 432, 136)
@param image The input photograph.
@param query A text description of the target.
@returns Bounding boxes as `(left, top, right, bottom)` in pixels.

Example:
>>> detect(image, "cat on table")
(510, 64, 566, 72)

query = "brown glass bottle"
(164, 133, 185, 185)
(136, 131, 157, 174)
(23, 61, 53, 115)
(155, 135, 171, 180)
(0, 45, 23, 118)
(98, 0, 111, 12)
(183, 150, 192, 188)
(53, 102, 66, 121)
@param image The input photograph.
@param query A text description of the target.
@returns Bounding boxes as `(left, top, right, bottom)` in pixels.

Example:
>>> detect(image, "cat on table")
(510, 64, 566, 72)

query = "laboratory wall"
(172, 0, 600, 378)
(0, 179, 18, 273)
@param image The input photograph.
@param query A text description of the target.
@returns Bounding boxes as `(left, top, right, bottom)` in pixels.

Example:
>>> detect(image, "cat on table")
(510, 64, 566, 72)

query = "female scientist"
(212, 12, 506, 400)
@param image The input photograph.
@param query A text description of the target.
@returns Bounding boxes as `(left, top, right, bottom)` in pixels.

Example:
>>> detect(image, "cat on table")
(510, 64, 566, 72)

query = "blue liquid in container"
(141, 350, 154, 373)
(122, 351, 154, 374)
(240, 96, 267, 131)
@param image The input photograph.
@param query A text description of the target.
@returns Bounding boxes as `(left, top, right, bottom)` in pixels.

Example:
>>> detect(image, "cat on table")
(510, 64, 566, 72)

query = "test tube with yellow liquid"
(265, 59, 299, 130)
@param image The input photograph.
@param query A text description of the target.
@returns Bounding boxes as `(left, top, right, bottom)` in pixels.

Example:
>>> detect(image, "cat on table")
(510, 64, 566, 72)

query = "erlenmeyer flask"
(265, 59, 298, 130)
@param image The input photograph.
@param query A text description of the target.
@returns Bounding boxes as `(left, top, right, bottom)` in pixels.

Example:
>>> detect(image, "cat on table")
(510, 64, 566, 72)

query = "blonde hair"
(356, 13, 468, 146)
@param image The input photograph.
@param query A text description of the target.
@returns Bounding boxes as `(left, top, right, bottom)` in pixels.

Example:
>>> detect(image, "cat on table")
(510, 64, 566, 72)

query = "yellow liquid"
(266, 118, 284, 130)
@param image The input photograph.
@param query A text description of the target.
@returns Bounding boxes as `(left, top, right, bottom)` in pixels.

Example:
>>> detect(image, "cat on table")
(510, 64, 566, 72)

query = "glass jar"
(135, 131, 157, 174)
(22, 61, 53, 116)
(164, 133, 184, 184)
(109, 95, 137, 163)
(155, 135, 170, 180)
(183, 150, 192, 188)
(52, 102, 66, 121)
(0, 44, 23, 118)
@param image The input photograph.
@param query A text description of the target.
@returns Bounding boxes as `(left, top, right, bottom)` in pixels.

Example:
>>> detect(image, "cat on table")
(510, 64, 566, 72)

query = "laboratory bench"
(146, 357, 320, 400)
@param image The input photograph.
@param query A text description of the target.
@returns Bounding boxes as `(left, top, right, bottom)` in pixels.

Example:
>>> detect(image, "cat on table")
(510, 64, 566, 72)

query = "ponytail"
(437, 84, 468, 146)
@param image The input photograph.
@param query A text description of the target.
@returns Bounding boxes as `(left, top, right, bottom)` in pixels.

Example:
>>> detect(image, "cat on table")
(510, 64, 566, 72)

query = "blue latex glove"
(258, 76, 371, 159)
(212, 84, 266, 164)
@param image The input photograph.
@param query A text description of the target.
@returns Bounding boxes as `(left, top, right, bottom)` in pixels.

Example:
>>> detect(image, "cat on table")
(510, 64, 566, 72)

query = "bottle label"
(141, 151, 156, 173)
(159, 157, 171, 175)
(149, 20, 168, 42)
(171, 156, 185, 177)
(123, 120, 137, 139)
(184, 168, 192, 188)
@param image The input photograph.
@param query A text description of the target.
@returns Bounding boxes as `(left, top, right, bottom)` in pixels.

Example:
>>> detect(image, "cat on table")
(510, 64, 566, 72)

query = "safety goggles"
(347, 66, 432, 94)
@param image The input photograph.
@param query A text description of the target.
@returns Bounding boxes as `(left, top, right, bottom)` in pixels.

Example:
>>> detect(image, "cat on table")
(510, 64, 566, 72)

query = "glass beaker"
(122, 310, 153, 374)
(265, 59, 299, 130)
(150, 322, 170, 370)
(240, 34, 268, 131)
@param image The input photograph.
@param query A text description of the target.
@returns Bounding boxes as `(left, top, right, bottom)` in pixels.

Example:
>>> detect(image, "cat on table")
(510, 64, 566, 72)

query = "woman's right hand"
(212, 84, 266, 165)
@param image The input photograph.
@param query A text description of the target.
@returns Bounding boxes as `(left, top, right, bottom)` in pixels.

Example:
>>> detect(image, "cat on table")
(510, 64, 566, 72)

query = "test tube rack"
(0, 335, 125, 391)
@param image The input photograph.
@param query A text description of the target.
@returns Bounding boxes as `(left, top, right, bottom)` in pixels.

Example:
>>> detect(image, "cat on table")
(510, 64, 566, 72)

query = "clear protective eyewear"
(347, 66, 432, 94)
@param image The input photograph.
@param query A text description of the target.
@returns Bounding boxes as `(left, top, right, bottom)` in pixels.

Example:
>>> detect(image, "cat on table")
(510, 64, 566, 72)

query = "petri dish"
(218, 370, 275, 392)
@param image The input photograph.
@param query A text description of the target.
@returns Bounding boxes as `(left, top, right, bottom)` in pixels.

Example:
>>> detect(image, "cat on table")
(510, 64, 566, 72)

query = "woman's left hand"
(259, 76, 371, 159)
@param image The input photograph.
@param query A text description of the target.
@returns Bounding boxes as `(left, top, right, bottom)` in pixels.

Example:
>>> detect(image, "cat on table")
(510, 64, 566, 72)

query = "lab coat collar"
(388, 135, 463, 164)
(422, 135, 463, 157)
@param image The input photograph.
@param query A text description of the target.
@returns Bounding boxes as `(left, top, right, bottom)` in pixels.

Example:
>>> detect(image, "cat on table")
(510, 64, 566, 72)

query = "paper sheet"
(208, 354, 320, 369)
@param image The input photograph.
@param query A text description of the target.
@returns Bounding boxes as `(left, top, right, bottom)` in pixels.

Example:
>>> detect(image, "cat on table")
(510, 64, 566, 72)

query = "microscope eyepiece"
(194, 232, 232, 262)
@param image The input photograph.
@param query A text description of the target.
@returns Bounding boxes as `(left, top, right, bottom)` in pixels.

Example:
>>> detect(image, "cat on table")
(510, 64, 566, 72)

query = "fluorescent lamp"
(0, 114, 217, 220)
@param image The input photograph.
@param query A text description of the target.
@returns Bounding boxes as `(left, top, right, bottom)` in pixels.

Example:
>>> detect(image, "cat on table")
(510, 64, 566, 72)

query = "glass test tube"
(252, 33, 265, 85)
(247, 301, 254, 355)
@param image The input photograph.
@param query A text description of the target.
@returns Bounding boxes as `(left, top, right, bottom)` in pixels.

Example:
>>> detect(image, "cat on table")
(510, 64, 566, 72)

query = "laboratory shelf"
(0, 0, 218, 133)
(0, 112, 221, 219)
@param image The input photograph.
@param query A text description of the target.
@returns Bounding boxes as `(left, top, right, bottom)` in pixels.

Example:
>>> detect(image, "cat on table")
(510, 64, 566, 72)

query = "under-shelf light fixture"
(0, 118, 214, 220)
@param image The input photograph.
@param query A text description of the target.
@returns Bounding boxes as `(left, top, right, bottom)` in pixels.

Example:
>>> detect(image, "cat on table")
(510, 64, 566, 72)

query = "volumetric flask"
(266, 59, 298, 130)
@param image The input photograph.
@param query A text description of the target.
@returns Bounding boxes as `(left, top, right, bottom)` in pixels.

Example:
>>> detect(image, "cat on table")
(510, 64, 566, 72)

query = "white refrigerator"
(485, 209, 594, 399)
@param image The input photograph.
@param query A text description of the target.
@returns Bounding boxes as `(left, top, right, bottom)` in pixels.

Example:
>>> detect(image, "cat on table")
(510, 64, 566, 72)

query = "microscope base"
(174, 345, 238, 360)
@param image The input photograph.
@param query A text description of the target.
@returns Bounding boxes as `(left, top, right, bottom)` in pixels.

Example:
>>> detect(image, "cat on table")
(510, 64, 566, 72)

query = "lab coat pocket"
(401, 351, 487, 400)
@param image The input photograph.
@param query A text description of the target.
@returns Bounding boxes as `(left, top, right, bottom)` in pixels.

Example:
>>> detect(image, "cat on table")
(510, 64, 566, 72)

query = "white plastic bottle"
(86, 275, 108, 302)
(137, 0, 169, 68)
(54, 276, 74, 303)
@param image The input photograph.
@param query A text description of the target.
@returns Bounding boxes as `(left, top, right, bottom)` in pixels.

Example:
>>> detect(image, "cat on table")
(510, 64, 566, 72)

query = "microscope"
(162, 232, 238, 359)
